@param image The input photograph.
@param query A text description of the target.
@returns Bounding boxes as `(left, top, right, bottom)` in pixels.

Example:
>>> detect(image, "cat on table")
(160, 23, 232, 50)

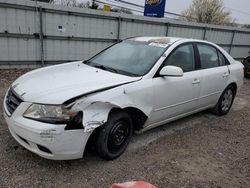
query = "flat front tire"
(212, 85, 235, 116)
(96, 110, 133, 160)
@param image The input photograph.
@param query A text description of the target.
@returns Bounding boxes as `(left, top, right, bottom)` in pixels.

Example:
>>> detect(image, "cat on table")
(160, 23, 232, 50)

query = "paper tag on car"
(149, 42, 168, 48)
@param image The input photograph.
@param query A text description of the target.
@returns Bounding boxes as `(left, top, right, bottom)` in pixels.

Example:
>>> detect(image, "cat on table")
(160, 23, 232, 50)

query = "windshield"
(86, 41, 166, 76)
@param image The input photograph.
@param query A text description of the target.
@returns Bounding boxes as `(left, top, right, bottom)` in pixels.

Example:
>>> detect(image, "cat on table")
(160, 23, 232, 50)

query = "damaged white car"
(3, 37, 244, 160)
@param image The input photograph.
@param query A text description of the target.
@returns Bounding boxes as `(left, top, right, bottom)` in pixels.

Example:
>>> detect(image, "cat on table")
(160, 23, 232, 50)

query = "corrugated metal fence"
(1, 0, 250, 68)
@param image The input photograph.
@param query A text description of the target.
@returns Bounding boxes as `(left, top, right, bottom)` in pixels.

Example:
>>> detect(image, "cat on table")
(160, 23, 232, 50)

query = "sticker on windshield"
(149, 42, 168, 48)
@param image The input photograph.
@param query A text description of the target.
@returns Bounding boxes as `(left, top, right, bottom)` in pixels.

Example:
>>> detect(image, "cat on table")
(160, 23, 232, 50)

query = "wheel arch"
(76, 101, 149, 133)
(228, 82, 237, 95)
(109, 107, 148, 131)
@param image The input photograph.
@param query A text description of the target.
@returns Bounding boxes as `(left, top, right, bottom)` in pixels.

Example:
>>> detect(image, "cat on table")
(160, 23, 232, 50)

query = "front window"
(86, 41, 166, 76)
(164, 44, 195, 72)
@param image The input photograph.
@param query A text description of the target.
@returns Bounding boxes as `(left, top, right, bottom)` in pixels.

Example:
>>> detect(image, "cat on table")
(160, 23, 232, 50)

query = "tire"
(244, 64, 250, 78)
(243, 56, 250, 78)
(96, 110, 133, 160)
(212, 85, 236, 116)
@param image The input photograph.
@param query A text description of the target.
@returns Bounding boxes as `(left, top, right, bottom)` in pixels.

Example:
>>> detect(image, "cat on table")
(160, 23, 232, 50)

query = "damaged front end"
(63, 83, 151, 134)
(21, 101, 112, 133)
(67, 100, 120, 132)
(61, 76, 150, 133)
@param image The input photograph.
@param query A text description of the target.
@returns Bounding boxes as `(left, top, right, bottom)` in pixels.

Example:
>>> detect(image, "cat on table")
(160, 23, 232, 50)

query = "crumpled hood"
(11, 61, 141, 104)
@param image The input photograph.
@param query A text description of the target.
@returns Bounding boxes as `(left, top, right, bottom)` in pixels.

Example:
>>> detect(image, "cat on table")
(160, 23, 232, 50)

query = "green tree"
(182, 0, 232, 25)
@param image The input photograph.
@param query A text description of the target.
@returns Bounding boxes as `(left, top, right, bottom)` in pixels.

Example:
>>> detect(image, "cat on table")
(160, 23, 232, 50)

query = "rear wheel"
(243, 56, 250, 78)
(244, 64, 250, 78)
(96, 110, 133, 160)
(212, 85, 235, 116)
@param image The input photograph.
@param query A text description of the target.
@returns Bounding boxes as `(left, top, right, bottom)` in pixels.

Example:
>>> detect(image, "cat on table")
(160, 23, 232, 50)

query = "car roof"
(125, 36, 217, 46)
(126, 36, 183, 45)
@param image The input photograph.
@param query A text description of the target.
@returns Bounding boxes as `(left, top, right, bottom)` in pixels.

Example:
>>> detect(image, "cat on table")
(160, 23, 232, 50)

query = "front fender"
(78, 101, 118, 132)
(70, 79, 153, 132)
(71, 99, 151, 133)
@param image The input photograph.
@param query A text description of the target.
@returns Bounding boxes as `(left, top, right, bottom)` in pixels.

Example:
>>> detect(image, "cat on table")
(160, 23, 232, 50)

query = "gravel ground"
(0, 69, 250, 188)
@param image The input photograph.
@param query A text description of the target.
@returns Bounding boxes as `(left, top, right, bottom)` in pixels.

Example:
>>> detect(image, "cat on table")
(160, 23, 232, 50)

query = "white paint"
(159, 65, 184, 76)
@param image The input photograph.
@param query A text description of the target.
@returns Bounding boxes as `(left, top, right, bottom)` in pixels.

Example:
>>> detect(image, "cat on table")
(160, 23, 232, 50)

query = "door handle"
(222, 72, 229, 78)
(192, 78, 200, 84)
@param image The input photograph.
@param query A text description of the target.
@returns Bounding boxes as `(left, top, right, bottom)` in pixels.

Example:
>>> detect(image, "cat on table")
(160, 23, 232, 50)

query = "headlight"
(23, 104, 79, 123)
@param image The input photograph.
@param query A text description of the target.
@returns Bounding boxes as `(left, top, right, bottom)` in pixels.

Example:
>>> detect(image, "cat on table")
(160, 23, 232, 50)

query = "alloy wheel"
(221, 89, 233, 112)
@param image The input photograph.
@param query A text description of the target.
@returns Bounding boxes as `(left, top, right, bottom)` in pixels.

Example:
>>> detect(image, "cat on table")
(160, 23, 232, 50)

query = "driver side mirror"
(159, 65, 183, 77)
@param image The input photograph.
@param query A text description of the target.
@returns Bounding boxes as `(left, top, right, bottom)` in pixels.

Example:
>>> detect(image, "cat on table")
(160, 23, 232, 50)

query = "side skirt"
(136, 104, 215, 134)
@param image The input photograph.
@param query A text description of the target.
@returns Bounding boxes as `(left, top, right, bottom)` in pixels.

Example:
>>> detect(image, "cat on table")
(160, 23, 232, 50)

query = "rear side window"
(218, 51, 227, 66)
(197, 44, 219, 69)
(164, 44, 195, 72)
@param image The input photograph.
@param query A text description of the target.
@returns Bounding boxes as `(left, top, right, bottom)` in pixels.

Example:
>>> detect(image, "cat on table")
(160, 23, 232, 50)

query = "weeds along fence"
(0, 0, 250, 68)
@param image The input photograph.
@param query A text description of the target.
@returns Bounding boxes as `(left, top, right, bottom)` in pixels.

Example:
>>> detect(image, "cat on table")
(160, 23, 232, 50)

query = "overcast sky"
(102, 0, 250, 24)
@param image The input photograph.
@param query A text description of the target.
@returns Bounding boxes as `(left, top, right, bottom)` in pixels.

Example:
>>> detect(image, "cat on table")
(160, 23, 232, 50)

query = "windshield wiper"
(82, 60, 89, 64)
(92, 64, 118, 73)
(87, 63, 139, 77)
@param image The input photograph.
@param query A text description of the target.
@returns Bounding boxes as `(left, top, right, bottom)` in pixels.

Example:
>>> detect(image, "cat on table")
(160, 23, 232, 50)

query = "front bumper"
(3, 102, 91, 160)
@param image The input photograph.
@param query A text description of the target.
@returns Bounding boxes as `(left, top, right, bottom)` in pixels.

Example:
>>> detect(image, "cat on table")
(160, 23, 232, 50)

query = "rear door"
(195, 43, 230, 108)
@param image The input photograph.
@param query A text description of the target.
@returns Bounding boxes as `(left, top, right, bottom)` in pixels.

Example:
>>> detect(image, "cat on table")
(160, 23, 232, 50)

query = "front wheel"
(96, 110, 133, 160)
(212, 86, 235, 116)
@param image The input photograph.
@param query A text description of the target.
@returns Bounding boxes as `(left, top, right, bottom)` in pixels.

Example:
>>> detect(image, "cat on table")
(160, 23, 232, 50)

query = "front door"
(149, 43, 201, 125)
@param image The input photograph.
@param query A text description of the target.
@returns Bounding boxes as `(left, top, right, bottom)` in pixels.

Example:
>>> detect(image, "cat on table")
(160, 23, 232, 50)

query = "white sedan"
(3, 37, 244, 160)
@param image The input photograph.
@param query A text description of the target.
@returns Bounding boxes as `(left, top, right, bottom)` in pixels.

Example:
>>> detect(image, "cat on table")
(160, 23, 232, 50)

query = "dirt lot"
(0, 69, 250, 188)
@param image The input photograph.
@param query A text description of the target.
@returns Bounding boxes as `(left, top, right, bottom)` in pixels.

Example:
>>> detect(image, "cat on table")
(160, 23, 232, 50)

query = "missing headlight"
(65, 111, 84, 130)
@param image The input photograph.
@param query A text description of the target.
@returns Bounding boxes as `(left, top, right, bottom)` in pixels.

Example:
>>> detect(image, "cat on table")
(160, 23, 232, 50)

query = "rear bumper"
(3, 102, 91, 160)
